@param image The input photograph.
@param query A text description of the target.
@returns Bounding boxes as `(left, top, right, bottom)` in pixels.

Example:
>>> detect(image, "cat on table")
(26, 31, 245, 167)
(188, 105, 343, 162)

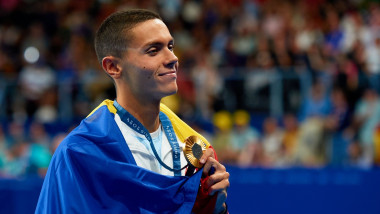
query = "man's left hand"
(200, 148, 229, 214)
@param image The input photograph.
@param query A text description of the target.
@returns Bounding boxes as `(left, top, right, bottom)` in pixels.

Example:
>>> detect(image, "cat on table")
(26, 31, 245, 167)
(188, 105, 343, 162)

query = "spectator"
(191, 53, 222, 119)
(18, 60, 56, 118)
(366, 36, 380, 91)
(261, 117, 285, 167)
(3, 139, 29, 177)
(230, 110, 260, 166)
(298, 80, 331, 122)
(295, 117, 327, 167)
(282, 113, 300, 165)
(373, 125, 380, 166)
(212, 110, 236, 163)
(352, 88, 380, 167)
(324, 88, 351, 167)
(26, 122, 52, 176)
(0, 125, 8, 174)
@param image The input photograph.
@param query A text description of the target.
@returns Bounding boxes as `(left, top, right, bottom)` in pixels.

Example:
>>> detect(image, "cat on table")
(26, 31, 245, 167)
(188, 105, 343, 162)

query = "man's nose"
(165, 49, 178, 69)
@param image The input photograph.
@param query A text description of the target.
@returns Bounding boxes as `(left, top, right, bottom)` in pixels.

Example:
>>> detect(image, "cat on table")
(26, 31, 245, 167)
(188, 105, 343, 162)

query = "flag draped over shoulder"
(35, 100, 205, 214)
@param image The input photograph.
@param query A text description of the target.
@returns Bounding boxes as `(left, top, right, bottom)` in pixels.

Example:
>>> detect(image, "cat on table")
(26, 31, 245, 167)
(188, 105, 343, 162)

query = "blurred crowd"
(1, 0, 380, 177)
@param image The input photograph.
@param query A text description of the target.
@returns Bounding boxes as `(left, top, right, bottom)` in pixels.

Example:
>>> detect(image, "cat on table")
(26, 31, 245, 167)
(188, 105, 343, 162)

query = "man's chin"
(163, 89, 178, 98)
(155, 85, 178, 100)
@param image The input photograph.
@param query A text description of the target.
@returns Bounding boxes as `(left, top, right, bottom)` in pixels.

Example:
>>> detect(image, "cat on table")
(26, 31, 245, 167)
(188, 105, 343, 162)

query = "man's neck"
(116, 96, 161, 133)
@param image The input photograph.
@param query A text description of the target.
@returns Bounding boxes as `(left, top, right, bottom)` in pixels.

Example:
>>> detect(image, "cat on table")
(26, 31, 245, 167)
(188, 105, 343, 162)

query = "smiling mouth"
(158, 71, 176, 76)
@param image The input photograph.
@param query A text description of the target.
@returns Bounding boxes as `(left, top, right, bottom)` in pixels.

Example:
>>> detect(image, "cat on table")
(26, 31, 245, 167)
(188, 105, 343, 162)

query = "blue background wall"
(226, 166, 380, 214)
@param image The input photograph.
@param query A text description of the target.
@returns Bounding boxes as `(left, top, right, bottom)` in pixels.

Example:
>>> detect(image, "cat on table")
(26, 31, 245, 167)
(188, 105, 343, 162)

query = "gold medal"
(183, 136, 209, 168)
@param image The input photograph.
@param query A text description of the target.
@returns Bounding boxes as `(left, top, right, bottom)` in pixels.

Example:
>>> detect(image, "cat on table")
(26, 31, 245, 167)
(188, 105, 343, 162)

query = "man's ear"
(102, 56, 122, 79)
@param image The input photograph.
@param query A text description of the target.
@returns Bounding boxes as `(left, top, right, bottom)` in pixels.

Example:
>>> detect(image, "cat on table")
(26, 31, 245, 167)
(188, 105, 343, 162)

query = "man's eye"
(168, 45, 174, 51)
(147, 49, 158, 55)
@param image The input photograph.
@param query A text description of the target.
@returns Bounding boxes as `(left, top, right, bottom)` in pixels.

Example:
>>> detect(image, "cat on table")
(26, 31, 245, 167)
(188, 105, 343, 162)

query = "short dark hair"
(94, 9, 161, 64)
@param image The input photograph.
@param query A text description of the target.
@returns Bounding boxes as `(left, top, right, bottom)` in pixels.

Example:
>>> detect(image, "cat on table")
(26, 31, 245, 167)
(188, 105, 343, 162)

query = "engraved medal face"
(184, 136, 208, 168)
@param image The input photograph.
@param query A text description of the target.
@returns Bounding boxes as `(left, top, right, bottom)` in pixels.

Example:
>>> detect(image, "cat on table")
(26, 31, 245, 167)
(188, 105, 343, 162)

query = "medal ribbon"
(114, 101, 185, 176)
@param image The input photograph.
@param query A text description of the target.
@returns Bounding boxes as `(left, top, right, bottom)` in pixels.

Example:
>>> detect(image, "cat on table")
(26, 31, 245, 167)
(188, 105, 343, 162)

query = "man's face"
(120, 19, 179, 101)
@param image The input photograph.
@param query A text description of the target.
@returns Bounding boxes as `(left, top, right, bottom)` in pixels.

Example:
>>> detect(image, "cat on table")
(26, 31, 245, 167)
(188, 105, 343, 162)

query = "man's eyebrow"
(143, 39, 175, 48)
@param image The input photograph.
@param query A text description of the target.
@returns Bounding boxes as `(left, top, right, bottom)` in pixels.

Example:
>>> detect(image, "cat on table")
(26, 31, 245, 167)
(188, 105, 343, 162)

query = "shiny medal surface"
(183, 136, 209, 168)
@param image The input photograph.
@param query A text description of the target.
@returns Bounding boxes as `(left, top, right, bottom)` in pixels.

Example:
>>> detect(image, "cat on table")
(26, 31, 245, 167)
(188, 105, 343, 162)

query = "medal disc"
(183, 136, 209, 168)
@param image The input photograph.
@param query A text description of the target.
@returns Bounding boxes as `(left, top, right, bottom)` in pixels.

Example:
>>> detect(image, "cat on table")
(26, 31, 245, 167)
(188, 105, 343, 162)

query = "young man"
(35, 9, 229, 214)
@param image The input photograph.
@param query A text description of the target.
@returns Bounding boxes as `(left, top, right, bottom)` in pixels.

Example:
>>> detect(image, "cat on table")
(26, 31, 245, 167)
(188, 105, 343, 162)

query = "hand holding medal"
(184, 135, 229, 214)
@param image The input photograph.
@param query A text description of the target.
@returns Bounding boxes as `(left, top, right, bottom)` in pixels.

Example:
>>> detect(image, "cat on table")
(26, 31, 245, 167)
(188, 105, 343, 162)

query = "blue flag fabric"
(35, 105, 203, 214)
